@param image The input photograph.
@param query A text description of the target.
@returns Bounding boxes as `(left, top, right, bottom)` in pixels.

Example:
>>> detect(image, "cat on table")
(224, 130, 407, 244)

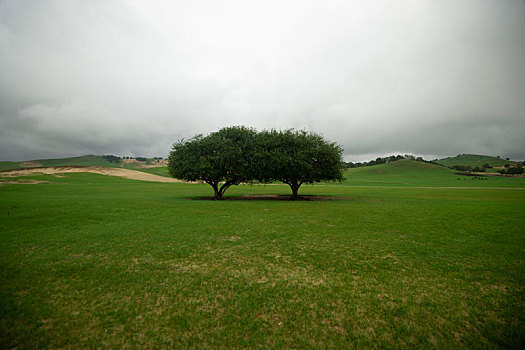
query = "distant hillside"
(341, 159, 523, 187)
(0, 155, 120, 171)
(0, 155, 166, 171)
(436, 154, 518, 168)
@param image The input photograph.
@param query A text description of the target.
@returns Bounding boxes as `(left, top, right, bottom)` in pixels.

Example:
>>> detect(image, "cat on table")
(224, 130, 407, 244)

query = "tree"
(256, 129, 344, 199)
(168, 126, 258, 200)
(169, 127, 344, 200)
(102, 155, 120, 164)
(506, 165, 523, 175)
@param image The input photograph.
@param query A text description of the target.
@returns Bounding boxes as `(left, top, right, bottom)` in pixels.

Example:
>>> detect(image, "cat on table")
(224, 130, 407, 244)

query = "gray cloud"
(1, 0, 524, 161)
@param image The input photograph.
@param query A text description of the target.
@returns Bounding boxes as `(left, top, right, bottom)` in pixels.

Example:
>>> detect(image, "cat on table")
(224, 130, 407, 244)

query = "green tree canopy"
(168, 126, 344, 200)
(168, 126, 258, 200)
(257, 129, 344, 198)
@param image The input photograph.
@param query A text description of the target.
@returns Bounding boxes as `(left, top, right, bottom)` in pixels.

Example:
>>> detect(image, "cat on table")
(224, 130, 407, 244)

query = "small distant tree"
(506, 165, 523, 175)
(103, 155, 120, 164)
(504, 163, 510, 168)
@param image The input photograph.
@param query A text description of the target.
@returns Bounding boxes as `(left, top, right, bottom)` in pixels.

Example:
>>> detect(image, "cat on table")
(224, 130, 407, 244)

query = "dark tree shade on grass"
(168, 126, 257, 200)
(257, 129, 345, 198)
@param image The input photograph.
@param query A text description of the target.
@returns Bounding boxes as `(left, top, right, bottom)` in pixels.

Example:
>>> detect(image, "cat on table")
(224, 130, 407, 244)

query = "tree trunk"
(207, 181, 236, 200)
(288, 181, 302, 200)
(218, 181, 233, 199)
(208, 182, 223, 200)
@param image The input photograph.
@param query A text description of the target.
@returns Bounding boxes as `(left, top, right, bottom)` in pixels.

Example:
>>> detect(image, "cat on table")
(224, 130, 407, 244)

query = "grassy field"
(1, 164, 524, 348)
(436, 154, 520, 168)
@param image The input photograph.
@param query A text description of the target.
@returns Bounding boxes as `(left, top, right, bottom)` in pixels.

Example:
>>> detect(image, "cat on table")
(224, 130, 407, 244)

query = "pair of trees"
(168, 126, 344, 200)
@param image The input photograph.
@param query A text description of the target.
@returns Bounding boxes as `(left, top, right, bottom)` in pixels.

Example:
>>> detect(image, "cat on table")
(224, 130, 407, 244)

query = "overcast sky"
(1, 0, 524, 162)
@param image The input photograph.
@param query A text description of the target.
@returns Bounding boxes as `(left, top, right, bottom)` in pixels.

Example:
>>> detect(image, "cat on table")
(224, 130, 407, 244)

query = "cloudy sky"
(1, 0, 524, 162)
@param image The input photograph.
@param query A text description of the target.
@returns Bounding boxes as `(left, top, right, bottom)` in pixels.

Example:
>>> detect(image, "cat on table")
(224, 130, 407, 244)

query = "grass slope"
(0, 155, 120, 171)
(0, 172, 524, 348)
(0, 162, 20, 171)
(436, 154, 519, 168)
(135, 166, 171, 177)
(0, 155, 168, 172)
(342, 159, 524, 187)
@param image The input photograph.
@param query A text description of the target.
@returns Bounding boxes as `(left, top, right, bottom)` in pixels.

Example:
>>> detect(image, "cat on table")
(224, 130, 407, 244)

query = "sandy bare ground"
(19, 161, 43, 168)
(0, 166, 184, 183)
(120, 159, 168, 168)
(0, 179, 49, 185)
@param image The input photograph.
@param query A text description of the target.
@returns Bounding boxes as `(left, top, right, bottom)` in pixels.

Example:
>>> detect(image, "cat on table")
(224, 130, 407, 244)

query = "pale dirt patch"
(0, 178, 48, 185)
(0, 166, 184, 183)
(20, 161, 43, 168)
(120, 158, 143, 164)
(120, 159, 167, 168)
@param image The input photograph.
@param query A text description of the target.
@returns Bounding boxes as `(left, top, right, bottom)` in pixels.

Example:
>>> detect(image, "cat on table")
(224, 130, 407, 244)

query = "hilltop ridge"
(0, 155, 166, 171)
(436, 154, 519, 168)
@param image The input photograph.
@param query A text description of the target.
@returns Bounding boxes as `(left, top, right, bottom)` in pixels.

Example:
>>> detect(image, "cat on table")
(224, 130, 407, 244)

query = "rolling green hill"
(436, 154, 519, 168)
(0, 155, 121, 171)
(342, 159, 524, 187)
(0, 161, 21, 171)
(0, 155, 167, 171)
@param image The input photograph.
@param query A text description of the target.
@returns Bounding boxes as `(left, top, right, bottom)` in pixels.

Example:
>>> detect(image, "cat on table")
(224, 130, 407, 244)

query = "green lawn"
(1, 171, 524, 348)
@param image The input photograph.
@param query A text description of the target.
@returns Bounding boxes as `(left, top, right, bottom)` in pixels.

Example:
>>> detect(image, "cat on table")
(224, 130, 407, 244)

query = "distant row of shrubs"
(450, 163, 492, 172)
(497, 166, 523, 175)
(343, 154, 436, 168)
(102, 155, 120, 163)
(451, 163, 523, 174)
(102, 155, 164, 163)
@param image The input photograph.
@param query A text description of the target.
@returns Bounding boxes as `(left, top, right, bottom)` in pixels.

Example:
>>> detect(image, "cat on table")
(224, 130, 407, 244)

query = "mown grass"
(0, 172, 524, 348)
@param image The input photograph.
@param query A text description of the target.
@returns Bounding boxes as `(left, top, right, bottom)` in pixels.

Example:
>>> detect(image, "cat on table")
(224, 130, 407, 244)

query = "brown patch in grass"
(19, 161, 43, 168)
(0, 179, 48, 185)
